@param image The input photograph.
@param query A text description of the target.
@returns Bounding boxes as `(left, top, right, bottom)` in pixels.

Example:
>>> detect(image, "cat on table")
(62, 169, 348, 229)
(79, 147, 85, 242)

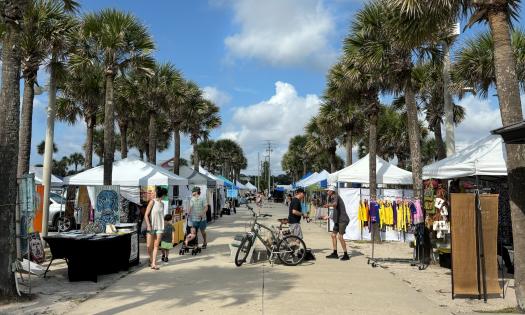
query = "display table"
(44, 232, 132, 282)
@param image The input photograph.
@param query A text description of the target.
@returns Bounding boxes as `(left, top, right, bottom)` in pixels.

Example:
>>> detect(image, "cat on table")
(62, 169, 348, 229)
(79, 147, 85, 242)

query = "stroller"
(179, 218, 201, 256)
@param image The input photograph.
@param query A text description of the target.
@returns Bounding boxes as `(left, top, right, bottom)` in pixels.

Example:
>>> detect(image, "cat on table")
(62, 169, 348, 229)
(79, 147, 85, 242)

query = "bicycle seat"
(277, 218, 288, 224)
(261, 214, 272, 217)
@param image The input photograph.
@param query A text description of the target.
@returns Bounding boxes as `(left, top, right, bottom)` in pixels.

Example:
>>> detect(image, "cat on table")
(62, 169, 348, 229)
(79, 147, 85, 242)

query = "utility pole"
(265, 141, 273, 195)
(443, 22, 460, 157)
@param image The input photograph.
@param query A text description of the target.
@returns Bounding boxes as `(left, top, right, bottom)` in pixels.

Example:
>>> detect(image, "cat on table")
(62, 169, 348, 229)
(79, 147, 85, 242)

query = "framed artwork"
(94, 186, 120, 227)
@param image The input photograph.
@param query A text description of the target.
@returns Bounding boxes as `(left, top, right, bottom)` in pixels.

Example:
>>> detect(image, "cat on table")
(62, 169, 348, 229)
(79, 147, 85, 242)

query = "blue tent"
(215, 175, 238, 189)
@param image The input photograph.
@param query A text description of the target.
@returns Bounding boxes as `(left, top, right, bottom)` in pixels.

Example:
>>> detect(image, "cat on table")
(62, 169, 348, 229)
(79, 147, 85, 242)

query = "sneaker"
(340, 254, 350, 261)
(326, 252, 339, 259)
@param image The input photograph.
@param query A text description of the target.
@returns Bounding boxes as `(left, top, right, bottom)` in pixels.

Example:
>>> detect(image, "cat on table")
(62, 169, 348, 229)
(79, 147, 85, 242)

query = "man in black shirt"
(324, 185, 350, 261)
(288, 188, 306, 239)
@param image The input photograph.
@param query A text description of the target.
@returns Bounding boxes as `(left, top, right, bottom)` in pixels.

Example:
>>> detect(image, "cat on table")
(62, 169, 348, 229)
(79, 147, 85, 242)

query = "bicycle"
(234, 205, 306, 267)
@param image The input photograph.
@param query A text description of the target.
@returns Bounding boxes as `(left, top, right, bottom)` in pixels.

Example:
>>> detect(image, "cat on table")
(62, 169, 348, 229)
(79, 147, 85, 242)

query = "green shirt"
(190, 196, 206, 221)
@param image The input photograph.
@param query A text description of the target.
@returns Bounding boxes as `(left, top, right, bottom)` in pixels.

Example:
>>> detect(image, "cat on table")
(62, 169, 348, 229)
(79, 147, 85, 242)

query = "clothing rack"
(360, 188, 427, 270)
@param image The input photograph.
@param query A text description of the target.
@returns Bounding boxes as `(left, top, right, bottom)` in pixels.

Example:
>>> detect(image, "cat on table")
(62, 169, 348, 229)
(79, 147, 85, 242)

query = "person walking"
(145, 187, 167, 270)
(324, 185, 350, 261)
(288, 188, 306, 239)
(189, 187, 208, 248)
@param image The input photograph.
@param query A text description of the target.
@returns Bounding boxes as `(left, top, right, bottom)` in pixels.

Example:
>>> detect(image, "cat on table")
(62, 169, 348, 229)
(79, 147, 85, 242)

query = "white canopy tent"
(64, 157, 188, 186)
(329, 154, 413, 185)
(245, 182, 257, 191)
(295, 172, 318, 188)
(30, 166, 63, 187)
(423, 135, 507, 179)
(178, 165, 216, 187)
(300, 169, 330, 187)
(235, 180, 247, 190)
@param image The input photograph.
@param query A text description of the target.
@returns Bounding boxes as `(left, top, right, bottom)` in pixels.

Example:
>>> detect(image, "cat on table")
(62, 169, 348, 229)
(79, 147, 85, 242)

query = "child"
(160, 214, 176, 262)
(184, 224, 197, 248)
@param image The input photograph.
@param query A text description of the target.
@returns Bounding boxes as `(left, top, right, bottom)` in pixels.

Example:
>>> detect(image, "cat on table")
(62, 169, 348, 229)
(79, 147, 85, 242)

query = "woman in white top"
(145, 187, 167, 270)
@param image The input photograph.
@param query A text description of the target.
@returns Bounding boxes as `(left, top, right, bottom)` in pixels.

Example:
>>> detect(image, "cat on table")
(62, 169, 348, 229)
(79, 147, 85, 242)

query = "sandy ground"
(1, 202, 520, 314)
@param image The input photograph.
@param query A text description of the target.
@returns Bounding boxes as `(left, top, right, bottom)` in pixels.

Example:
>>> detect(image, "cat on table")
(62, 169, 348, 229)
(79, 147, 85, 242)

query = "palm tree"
(72, 9, 155, 184)
(114, 73, 141, 159)
(182, 91, 221, 170)
(305, 113, 340, 173)
(57, 34, 105, 169)
(393, 1, 525, 307)
(37, 140, 58, 156)
(68, 152, 84, 172)
(17, 0, 64, 178)
(325, 61, 366, 166)
(139, 62, 181, 164)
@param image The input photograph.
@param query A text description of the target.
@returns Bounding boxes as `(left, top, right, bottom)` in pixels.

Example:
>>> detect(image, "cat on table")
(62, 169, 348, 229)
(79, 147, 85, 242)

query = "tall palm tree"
(18, 0, 64, 178)
(72, 9, 155, 184)
(392, 1, 525, 307)
(347, 0, 443, 200)
(305, 113, 340, 173)
(139, 62, 181, 164)
(114, 73, 142, 159)
(68, 152, 84, 172)
(182, 93, 221, 170)
(325, 61, 366, 166)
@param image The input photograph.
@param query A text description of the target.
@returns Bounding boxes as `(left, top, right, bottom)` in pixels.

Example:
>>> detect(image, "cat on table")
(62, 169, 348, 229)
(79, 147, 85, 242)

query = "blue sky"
(29, 0, 525, 175)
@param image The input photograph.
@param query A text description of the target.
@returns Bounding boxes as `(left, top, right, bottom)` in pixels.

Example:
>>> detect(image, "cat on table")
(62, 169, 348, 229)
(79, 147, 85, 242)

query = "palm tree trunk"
(173, 126, 181, 174)
(404, 82, 423, 200)
(119, 121, 128, 159)
(434, 121, 446, 160)
(17, 76, 36, 178)
(0, 0, 26, 298)
(148, 110, 156, 164)
(139, 149, 144, 161)
(329, 145, 337, 173)
(345, 128, 353, 166)
(193, 140, 199, 170)
(369, 111, 378, 200)
(84, 114, 95, 169)
(103, 73, 115, 185)
(302, 159, 307, 177)
(488, 9, 525, 309)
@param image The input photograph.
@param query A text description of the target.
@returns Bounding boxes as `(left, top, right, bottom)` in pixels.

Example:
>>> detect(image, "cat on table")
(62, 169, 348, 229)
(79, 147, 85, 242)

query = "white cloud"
(202, 86, 232, 107)
(218, 81, 321, 174)
(453, 94, 525, 149)
(223, 0, 337, 69)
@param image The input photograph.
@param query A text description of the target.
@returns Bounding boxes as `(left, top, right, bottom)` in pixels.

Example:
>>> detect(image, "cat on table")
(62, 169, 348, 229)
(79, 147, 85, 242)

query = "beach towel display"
(94, 185, 121, 227)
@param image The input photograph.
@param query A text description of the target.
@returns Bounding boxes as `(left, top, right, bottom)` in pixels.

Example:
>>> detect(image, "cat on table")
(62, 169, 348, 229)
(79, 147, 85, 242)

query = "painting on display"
(29, 233, 45, 263)
(130, 232, 138, 263)
(94, 185, 120, 227)
(77, 186, 91, 228)
(33, 185, 45, 232)
(19, 174, 36, 255)
(120, 196, 130, 223)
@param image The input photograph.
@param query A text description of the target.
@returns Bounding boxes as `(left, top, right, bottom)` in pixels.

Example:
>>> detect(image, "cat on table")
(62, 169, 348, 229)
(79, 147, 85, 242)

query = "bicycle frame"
(245, 210, 288, 263)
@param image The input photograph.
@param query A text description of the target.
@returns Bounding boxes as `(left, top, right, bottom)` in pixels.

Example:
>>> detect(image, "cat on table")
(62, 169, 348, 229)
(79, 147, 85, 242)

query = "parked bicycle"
(234, 205, 306, 267)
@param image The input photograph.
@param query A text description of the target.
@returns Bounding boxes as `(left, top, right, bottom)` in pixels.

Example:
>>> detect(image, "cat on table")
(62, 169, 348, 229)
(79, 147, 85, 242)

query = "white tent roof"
(245, 182, 257, 191)
(30, 166, 63, 187)
(296, 172, 318, 188)
(300, 169, 329, 187)
(178, 165, 216, 187)
(423, 135, 507, 179)
(64, 157, 188, 186)
(198, 166, 224, 187)
(329, 154, 413, 185)
(235, 180, 247, 190)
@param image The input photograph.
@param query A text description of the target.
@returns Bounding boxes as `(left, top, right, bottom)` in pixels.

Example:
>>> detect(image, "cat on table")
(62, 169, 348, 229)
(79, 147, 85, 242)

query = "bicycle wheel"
(235, 235, 253, 267)
(277, 235, 306, 266)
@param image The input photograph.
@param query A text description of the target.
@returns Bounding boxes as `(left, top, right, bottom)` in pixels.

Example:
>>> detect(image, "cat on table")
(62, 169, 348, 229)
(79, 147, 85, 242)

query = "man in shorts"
(189, 187, 208, 248)
(288, 188, 306, 239)
(324, 185, 350, 261)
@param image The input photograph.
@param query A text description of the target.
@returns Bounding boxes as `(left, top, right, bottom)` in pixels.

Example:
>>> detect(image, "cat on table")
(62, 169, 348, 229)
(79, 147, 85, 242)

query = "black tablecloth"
(44, 233, 131, 282)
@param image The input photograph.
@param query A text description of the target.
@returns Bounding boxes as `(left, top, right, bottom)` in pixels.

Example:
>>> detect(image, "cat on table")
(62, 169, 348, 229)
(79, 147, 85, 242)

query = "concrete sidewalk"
(70, 203, 451, 315)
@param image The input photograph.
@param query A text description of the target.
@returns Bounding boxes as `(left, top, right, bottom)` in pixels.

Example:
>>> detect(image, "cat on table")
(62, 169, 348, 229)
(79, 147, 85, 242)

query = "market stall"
(328, 154, 414, 241)
(245, 182, 257, 191)
(422, 135, 507, 300)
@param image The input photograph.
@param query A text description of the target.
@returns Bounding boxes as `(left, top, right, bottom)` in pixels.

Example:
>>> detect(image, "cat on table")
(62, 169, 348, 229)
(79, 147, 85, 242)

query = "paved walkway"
(70, 203, 451, 315)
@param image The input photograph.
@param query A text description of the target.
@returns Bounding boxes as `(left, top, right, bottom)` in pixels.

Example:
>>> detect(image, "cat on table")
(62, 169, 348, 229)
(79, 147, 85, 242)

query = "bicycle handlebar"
(246, 205, 271, 218)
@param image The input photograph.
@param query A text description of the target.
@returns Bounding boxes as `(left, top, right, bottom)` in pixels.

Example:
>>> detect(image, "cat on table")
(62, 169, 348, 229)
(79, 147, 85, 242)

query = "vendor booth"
(245, 182, 257, 191)
(423, 135, 508, 300)
(48, 157, 189, 281)
(329, 154, 414, 240)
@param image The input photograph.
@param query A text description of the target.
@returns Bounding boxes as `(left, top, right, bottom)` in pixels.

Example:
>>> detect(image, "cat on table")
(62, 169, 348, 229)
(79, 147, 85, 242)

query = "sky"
(29, 0, 525, 175)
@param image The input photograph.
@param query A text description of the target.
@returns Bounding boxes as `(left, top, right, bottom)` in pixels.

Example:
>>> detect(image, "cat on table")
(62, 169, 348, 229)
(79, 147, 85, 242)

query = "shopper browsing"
(160, 214, 176, 262)
(189, 187, 208, 248)
(324, 185, 350, 261)
(288, 188, 306, 239)
(145, 187, 167, 270)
